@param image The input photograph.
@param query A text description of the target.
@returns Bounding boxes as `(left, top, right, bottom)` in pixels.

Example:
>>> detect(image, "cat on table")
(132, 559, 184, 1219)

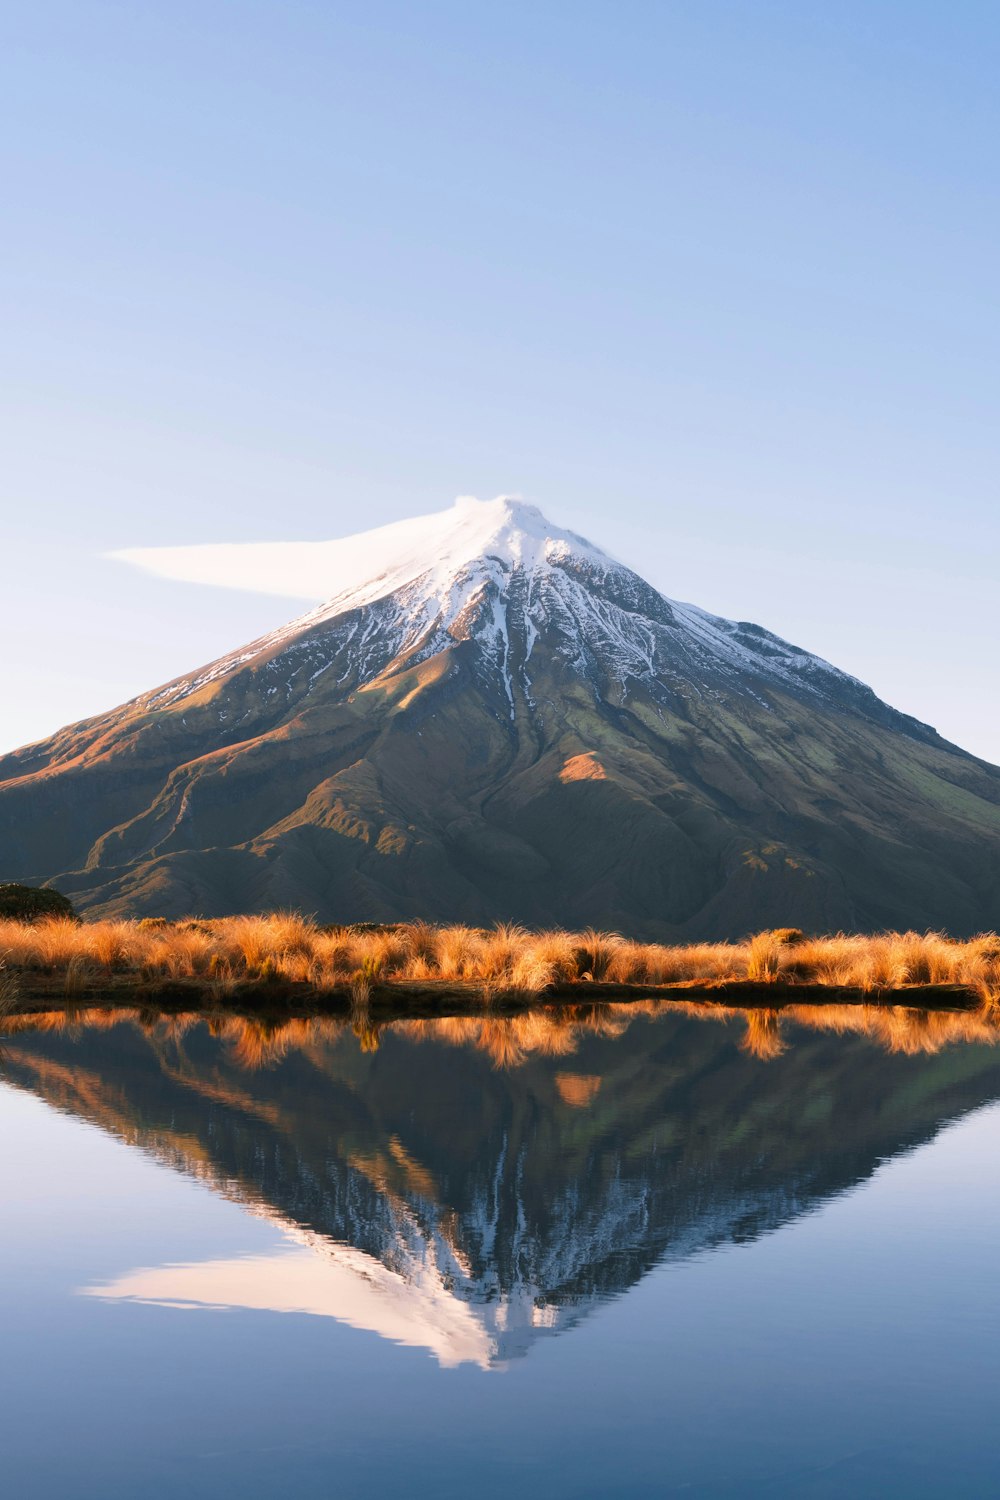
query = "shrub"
(0, 884, 76, 923)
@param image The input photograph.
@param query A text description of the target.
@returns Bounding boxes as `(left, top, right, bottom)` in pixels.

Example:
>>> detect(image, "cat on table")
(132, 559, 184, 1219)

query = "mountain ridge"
(2, 496, 998, 935)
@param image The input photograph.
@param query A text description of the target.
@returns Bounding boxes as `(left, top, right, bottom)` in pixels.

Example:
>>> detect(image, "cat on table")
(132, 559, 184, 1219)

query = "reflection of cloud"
(81, 1180, 585, 1371)
(83, 1230, 497, 1370)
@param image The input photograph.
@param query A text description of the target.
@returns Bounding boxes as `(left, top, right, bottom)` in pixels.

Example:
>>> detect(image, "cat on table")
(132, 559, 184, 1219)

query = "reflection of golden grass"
(740, 1009, 787, 1060)
(781, 1000, 1000, 1056)
(4, 917, 999, 1005)
(6, 992, 1000, 1072)
(554, 1073, 603, 1108)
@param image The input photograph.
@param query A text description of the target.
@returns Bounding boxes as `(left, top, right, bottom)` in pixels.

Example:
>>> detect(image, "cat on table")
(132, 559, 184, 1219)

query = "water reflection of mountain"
(4, 1008, 1000, 1367)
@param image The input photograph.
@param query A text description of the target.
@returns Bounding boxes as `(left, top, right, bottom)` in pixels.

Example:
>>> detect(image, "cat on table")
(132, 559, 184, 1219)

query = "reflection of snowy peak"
(10, 1016, 1000, 1370)
(84, 1174, 817, 1370)
(4, 496, 1000, 935)
(87, 1219, 501, 1371)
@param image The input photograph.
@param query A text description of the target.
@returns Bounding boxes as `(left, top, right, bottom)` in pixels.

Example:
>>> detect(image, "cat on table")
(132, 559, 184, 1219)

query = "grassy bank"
(1, 915, 999, 1013)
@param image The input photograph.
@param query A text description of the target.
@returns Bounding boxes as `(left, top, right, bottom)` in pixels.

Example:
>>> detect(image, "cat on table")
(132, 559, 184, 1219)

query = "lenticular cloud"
(107, 494, 549, 603)
(110, 536, 344, 601)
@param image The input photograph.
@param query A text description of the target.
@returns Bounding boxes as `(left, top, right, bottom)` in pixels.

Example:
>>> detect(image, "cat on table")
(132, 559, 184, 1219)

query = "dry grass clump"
(745, 932, 787, 983)
(1, 915, 998, 1008)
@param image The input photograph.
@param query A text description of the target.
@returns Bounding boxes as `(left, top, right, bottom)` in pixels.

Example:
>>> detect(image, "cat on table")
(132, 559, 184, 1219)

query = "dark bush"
(0, 883, 78, 923)
(335, 922, 404, 935)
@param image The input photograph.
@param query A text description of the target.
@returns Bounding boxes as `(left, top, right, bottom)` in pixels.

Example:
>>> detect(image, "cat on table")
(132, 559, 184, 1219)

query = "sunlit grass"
(1, 915, 998, 1006)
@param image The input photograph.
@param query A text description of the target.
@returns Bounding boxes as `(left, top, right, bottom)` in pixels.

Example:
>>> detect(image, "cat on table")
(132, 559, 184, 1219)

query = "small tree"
(0, 883, 77, 923)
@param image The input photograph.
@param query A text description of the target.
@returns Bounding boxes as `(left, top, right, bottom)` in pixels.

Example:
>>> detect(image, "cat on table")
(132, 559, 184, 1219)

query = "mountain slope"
(2, 495, 999, 935)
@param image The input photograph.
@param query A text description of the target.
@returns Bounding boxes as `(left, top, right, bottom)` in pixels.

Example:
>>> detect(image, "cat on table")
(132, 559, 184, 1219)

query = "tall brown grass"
(1, 916, 998, 1006)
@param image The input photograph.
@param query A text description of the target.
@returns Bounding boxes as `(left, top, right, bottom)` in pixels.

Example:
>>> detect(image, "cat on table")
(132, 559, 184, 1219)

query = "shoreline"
(3, 972, 984, 1023)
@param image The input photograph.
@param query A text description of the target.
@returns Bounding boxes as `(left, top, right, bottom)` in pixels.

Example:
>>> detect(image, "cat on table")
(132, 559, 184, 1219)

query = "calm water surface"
(1, 1002, 999, 1498)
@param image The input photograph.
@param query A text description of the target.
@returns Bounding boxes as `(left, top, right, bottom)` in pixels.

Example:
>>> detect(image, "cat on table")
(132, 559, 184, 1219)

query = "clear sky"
(3, 2, 998, 761)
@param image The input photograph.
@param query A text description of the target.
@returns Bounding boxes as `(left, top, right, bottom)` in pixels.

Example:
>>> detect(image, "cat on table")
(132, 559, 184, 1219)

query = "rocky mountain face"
(2, 496, 998, 935)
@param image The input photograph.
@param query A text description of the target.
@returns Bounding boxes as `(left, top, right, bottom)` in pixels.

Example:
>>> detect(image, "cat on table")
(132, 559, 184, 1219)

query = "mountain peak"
(449, 493, 580, 546)
(319, 494, 614, 611)
(273, 495, 623, 705)
(114, 493, 921, 736)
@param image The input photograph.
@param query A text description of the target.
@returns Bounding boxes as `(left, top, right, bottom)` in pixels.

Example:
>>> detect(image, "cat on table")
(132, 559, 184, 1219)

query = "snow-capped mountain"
(2, 496, 999, 933)
(126, 496, 919, 728)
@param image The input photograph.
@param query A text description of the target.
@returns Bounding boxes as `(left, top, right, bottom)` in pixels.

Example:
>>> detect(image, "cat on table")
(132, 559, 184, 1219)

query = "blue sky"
(3, 1, 998, 760)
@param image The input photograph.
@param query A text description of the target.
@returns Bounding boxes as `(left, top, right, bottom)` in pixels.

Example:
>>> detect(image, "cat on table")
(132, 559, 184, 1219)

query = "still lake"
(1, 1002, 998, 1498)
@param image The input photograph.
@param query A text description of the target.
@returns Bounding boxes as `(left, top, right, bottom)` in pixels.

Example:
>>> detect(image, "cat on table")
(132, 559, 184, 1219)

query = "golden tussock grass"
(1, 916, 999, 1009)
